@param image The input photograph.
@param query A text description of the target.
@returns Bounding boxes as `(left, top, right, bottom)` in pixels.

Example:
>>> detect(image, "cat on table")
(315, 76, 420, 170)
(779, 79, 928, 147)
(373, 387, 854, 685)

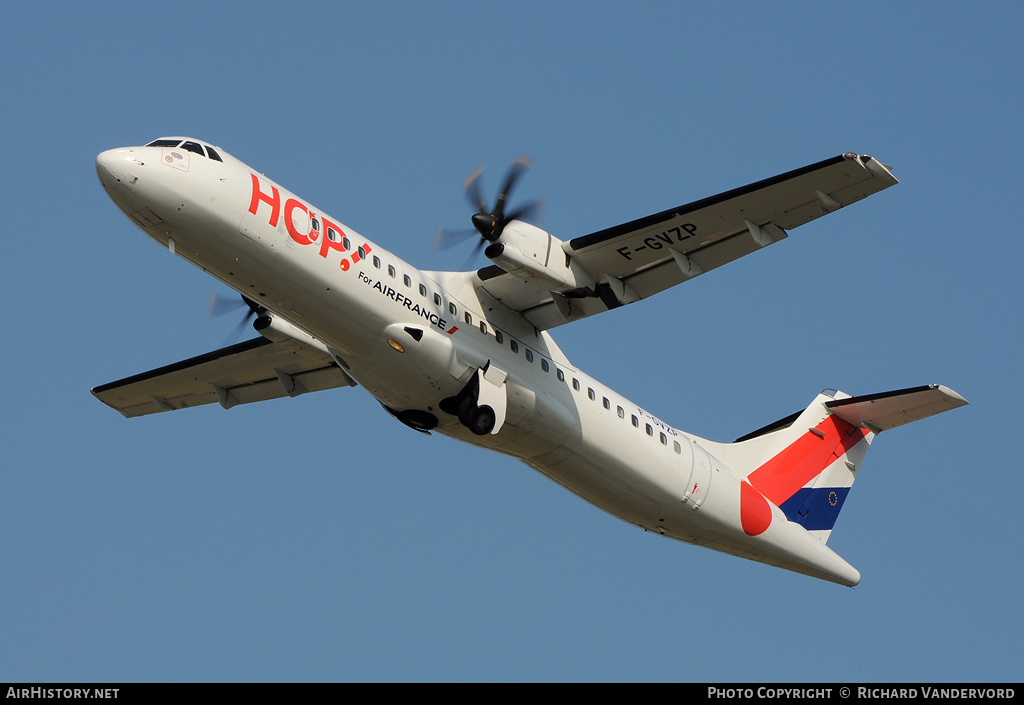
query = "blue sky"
(2, 1, 1021, 683)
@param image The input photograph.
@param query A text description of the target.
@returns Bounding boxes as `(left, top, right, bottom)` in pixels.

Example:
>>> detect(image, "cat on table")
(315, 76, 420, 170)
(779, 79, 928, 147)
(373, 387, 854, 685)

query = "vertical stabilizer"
(745, 401, 872, 544)
(701, 385, 967, 544)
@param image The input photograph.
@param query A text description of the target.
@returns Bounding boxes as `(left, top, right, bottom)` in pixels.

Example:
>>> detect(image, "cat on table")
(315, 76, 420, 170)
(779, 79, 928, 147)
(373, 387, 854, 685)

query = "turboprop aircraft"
(93, 137, 967, 586)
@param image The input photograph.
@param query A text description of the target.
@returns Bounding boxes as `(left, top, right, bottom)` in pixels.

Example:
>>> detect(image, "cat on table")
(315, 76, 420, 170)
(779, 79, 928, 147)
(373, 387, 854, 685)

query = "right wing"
(92, 337, 356, 418)
(475, 153, 898, 330)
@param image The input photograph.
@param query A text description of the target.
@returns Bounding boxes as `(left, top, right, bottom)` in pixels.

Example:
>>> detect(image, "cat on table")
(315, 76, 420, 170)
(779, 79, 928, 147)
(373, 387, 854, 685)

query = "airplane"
(92, 137, 967, 586)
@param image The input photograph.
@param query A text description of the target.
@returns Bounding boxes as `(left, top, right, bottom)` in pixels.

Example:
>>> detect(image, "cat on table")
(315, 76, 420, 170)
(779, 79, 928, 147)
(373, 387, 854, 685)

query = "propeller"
(435, 156, 544, 267)
(207, 292, 265, 342)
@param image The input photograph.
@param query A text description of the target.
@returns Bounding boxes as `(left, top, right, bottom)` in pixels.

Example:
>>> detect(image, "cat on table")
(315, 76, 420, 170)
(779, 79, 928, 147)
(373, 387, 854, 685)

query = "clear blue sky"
(2, 1, 1020, 683)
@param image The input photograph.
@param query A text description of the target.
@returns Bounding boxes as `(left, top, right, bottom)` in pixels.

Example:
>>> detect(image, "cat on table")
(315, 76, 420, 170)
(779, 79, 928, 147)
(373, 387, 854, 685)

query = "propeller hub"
(472, 212, 499, 241)
(435, 156, 540, 267)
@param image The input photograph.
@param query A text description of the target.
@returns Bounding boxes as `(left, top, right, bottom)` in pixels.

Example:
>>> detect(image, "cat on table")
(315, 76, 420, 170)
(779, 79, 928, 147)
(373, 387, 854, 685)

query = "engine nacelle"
(254, 314, 333, 361)
(485, 221, 596, 293)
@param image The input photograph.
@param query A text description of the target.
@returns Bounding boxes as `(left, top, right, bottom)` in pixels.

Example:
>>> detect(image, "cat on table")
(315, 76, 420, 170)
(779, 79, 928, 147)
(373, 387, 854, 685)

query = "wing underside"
(475, 153, 898, 330)
(92, 337, 355, 418)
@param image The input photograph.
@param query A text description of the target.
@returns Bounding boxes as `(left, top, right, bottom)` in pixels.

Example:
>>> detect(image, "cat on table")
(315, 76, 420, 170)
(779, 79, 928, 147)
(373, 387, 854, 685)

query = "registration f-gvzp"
(93, 138, 967, 586)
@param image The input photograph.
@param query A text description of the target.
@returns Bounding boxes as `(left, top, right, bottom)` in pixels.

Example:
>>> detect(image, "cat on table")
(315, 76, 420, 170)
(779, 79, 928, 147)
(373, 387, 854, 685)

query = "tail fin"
(704, 385, 968, 544)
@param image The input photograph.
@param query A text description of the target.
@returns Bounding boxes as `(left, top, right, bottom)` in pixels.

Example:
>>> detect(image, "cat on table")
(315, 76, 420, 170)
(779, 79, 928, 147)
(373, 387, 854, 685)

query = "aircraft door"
(684, 442, 713, 509)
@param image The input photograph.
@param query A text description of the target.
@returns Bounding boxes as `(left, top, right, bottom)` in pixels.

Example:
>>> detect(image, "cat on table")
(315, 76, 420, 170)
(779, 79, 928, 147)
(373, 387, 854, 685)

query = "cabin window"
(480, 321, 488, 334)
(588, 388, 596, 401)
(602, 397, 610, 410)
(632, 415, 639, 428)
(617, 406, 624, 419)
(419, 283, 427, 297)
(464, 311, 473, 325)
(660, 433, 667, 445)
(572, 378, 580, 392)
(495, 330, 504, 344)
(372, 256, 381, 268)
(449, 302, 457, 316)
(388, 264, 396, 277)
(525, 349, 533, 363)
(433, 293, 442, 306)
(646, 424, 653, 437)
(327, 227, 341, 243)
(357, 246, 366, 260)
(673, 441, 681, 454)
(342, 236, 351, 250)
(541, 359, 549, 372)
(510, 340, 518, 353)
(556, 369, 564, 382)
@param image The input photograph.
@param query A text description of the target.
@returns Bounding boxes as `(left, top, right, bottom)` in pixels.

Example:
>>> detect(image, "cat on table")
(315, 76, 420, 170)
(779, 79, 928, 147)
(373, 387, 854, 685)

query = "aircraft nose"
(96, 148, 138, 188)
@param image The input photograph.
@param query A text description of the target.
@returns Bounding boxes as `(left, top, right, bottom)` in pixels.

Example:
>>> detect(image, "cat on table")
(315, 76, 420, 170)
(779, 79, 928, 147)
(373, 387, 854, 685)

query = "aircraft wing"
(475, 153, 898, 330)
(92, 337, 356, 418)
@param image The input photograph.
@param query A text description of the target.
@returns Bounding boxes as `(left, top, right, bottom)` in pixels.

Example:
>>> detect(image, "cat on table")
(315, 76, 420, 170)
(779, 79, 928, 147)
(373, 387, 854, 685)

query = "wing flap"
(825, 385, 968, 433)
(92, 337, 355, 418)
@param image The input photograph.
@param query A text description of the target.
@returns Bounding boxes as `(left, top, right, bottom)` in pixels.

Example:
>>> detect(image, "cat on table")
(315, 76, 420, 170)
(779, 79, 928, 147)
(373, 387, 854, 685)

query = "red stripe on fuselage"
(746, 416, 868, 507)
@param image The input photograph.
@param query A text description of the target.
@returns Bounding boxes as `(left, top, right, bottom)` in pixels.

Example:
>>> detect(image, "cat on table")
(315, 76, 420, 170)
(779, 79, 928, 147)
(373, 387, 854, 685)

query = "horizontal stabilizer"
(825, 384, 968, 433)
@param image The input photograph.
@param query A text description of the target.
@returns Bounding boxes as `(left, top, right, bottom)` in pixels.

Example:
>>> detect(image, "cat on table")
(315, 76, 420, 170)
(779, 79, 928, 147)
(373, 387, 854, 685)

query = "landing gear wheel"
(467, 405, 495, 436)
(458, 396, 495, 436)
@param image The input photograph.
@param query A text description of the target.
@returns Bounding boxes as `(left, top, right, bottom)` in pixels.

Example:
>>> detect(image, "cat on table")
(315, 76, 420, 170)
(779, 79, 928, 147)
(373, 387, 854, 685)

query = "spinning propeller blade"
(436, 156, 543, 267)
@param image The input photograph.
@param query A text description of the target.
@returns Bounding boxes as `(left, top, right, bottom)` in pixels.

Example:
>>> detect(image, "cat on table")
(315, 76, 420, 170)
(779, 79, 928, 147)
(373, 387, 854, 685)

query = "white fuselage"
(96, 141, 862, 586)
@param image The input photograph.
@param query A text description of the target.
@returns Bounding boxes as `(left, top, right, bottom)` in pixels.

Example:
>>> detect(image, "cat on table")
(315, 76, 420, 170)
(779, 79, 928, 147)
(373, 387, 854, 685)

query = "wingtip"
(934, 384, 969, 407)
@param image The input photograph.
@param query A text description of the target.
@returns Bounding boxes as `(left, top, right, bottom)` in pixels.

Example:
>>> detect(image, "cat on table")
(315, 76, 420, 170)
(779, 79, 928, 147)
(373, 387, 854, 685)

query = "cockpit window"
(181, 141, 206, 157)
(146, 138, 223, 162)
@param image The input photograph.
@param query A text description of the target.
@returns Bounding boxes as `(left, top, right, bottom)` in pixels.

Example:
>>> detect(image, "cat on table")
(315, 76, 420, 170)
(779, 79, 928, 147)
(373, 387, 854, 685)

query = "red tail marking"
(746, 416, 868, 507)
(740, 481, 773, 536)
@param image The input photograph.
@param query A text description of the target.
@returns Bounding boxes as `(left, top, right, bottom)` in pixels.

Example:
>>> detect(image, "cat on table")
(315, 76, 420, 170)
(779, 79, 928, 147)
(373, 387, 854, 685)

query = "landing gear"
(442, 375, 496, 436)
(458, 396, 495, 436)
(381, 405, 438, 434)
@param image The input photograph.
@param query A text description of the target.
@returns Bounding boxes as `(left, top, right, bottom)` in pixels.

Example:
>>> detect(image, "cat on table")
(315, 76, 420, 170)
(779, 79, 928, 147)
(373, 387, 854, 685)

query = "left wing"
(475, 153, 898, 330)
(92, 337, 355, 418)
